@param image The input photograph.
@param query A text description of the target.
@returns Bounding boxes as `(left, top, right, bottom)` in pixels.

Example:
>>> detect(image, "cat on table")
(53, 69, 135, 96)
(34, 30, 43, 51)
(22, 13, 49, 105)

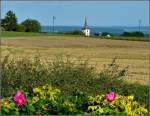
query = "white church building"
(82, 17, 90, 36)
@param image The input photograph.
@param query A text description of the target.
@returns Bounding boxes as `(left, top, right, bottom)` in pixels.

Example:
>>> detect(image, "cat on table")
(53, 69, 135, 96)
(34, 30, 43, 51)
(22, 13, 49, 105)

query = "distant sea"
(41, 26, 149, 36)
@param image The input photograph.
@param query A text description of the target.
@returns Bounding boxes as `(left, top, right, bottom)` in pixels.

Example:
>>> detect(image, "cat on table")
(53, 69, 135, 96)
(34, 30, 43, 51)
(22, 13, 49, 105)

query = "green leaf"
(10, 102, 15, 109)
(21, 105, 26, 111)
(2, 107, 9, 113)
(28, 105, 35, 111)
(27, 96, 32, 103)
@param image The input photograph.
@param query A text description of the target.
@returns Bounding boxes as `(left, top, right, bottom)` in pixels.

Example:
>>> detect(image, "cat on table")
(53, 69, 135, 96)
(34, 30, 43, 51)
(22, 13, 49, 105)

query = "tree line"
(1, 10, 41, 32)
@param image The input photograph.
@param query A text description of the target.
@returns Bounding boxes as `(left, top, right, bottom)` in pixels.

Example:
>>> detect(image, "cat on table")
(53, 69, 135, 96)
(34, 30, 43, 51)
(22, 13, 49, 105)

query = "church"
(82, 17, 90, 36)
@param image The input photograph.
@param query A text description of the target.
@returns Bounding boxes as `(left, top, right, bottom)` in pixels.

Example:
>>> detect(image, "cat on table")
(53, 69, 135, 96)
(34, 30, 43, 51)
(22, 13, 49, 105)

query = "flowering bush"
(0, 85, 148, 115)
(87, 93, 148, 115)
(2, 56, 148, 107)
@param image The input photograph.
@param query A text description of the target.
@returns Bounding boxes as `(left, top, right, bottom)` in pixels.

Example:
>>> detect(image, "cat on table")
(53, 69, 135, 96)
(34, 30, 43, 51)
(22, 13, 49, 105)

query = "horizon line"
(42, 25, 149, 27)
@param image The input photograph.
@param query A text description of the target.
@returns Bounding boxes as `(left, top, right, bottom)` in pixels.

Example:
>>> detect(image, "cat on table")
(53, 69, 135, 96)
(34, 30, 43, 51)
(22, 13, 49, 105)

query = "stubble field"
(1, 36, 149, 85)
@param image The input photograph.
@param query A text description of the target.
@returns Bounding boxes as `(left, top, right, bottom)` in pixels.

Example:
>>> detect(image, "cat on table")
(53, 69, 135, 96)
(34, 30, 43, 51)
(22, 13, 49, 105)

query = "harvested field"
(1, 36, 149, 85)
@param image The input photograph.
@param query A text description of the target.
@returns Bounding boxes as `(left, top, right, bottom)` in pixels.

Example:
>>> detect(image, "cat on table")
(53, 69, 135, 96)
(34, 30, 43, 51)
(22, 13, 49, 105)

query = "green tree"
(21, 19, 41, 32)
(16, 24, 25, 32)
(3, 10, 18, 31)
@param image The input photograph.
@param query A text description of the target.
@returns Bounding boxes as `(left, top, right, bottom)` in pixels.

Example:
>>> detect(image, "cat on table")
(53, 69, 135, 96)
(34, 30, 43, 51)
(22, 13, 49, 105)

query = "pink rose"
(13, 90, 26, 106)
(105, 92, 116, 102)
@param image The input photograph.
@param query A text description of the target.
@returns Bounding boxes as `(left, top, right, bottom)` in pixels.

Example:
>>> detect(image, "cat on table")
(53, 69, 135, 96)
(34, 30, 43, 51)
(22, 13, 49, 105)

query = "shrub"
(0, 85, 148, 115)
(121, 31, 145, 37)
(47, 56, 96, 95)
(101, 32, 113, 37)
(16, 24, 25, 32)
(1, 56, 51, 97)
(87, 93, 148, 115)
(1, 55, 95, 97)
(1, 55, 148, 106)
(91, 58, 128, 94)
(64, 30, 84, 35)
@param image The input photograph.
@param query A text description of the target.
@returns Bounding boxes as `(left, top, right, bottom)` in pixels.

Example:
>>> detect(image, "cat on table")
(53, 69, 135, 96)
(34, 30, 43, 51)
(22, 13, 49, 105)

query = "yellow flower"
(2, 100, 10, 109)
(33, 88, 41, 93)
(127, 96, 134, 100)
(32, 96, 39, 104)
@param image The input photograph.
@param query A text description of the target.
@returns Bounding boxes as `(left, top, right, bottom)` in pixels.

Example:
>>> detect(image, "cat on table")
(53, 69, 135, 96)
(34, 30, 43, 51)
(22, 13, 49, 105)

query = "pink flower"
(13, 90, 26, 106)
(105, 92, 117, 102)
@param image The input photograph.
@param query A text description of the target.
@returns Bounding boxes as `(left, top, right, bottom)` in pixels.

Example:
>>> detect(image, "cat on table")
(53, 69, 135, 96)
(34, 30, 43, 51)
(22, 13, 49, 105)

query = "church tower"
(82, 17, 90, 36)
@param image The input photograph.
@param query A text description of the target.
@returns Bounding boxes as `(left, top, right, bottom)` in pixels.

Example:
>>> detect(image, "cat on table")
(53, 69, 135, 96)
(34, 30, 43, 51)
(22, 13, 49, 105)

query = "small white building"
(82, 17, 90, 36)
(107, 34, 111, 38)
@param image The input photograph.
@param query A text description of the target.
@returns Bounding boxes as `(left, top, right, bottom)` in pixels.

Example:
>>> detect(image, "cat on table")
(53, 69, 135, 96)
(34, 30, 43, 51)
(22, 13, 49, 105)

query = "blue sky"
(1, 1, 149, 27)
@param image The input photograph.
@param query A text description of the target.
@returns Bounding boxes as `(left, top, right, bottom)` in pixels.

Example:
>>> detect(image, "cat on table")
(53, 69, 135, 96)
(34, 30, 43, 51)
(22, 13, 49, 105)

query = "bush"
(16, 24, 25, 32)
(1, 55, 95, 97)
(1, 55, 148, 106)
(0, 85, 148, 115)
(121, 31, 144, 37)
(21, 19, 41, 32)
(101, 32, 113, 37)
(64, 30, 84, 35)
(92, 59, 128, 94)
(87, 93, 148, 115)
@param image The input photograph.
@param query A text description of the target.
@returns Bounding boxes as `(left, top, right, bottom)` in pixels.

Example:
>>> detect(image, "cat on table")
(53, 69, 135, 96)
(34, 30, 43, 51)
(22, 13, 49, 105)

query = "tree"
(2, 10, 18, 31)
(1, 19, 6, 26)
(21, 19, 41, 32)
(16, 24, 25, 32)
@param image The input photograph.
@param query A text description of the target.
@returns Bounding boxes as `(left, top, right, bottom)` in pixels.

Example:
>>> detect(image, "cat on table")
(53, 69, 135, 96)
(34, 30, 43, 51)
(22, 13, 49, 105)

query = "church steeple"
(83, 16, 89, 29)
(82, 16, 90, 36)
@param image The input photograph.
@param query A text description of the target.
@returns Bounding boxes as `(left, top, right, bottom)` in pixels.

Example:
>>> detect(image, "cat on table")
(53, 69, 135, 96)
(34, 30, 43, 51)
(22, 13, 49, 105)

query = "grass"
(1, 36, 149, 85)
(1, 31, 149, 42)
(0, 31, 85, 37)
(95, 36, 149, 42)
(1, 31, 50, 37)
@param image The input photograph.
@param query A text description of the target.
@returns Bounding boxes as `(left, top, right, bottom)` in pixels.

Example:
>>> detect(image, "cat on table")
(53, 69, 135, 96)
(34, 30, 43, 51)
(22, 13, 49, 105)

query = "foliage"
(16, 24, 26, 32)
(21, 19, 41, 32)
(1, 55, 148, 107)
(1, 31, 53, 37)
(0, 85, 148, 115)
(93, 58, 128, 93)
(1, 56, 51, 97)
(87, 94, 148, 115)
(64, 30, 84, 35)
(0, 98, 19, 115)
(1, 55, 96, 97)
(108, 36, 149, 42)
(2, 10, 18, 31)
(47, 56, 96, 95)
(121, 31, 145, 37)
(1, 31, 148, 42)
(1, 19, 5, 26)
(101, 32, 113, 37)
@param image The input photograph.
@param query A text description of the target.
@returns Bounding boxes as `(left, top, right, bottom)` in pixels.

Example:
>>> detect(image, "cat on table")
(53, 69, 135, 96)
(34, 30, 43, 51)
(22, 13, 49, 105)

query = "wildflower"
(127, 95, 134, 100)
(13, 90, 26, 106)
(105, 92, 116, 102)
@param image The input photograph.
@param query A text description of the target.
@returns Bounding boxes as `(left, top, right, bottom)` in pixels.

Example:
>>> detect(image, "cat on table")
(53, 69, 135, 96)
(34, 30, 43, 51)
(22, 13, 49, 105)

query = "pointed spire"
(85, 16, 87, 27)
(83, 16, 88, 29)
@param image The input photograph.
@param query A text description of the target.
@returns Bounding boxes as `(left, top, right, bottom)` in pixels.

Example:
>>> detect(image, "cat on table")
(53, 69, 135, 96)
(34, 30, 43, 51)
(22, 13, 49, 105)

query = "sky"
(1, 1, 149, 27)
